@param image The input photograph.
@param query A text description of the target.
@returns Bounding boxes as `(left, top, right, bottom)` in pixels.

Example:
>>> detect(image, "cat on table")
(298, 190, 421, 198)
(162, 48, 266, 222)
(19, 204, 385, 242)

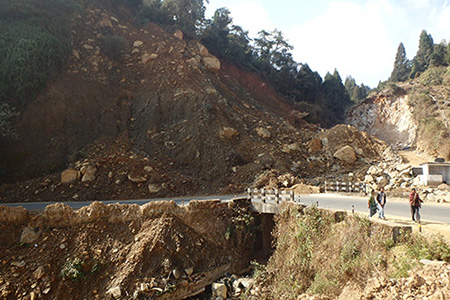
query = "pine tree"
(322, 69, 352, 122)
(430, 41, 448, 67)
(390, 42, 410, 82)
(410, 30, 434, 78)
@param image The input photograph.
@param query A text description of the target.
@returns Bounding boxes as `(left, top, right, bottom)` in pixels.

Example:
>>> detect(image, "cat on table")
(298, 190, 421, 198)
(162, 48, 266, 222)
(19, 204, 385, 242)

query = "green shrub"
(61, 257, 85, 281)
(0, 0, 75, 107)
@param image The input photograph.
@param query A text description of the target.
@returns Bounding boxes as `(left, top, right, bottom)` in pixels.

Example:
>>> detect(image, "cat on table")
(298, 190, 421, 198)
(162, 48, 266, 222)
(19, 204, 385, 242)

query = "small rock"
(60, 243, 66, 250)
(256, 127, 271, 139)
(212, 282, 227, 299)
(173, 30, 183, 40)
(107, 286, 122, 299)
(148, 184, 161, 193)
(220, 127, 239, 139)
(20, 227, 41, 244)
(410, 274, 426, 288)
(128, 174, 147, 183)
(185, 267, 194, 276)
(42, 287, 51, 294)
(133, 40, 144, 47)
(30, 291, 36, 300)
(173, 269, 181, 279)
(144, 166, 153, 172)
(11, 261, 26, 267)
(33, 266, 45, 280)
(141, 53, 158, 64)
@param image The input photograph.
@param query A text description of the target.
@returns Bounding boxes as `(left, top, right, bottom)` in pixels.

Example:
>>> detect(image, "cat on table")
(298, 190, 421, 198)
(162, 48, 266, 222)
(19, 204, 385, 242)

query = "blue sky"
(206, 0, 450, 87)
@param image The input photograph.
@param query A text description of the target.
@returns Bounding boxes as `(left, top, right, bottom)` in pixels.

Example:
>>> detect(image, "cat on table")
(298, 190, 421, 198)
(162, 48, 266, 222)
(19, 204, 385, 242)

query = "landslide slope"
(0, 5, 315, 202)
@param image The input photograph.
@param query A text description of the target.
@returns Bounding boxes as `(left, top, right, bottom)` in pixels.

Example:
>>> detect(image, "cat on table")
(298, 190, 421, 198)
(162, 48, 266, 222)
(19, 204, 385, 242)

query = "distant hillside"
(348, 66, 450, 161)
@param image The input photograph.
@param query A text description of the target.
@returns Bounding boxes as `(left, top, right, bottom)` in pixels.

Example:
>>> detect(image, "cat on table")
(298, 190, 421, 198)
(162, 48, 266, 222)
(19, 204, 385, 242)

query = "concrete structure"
(420, 162, 450, 186)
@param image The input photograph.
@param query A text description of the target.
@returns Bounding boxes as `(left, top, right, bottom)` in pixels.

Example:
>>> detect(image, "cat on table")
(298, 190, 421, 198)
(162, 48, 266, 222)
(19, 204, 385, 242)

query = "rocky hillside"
(347, 69, 450, 160)
(0, 4, 393, 202)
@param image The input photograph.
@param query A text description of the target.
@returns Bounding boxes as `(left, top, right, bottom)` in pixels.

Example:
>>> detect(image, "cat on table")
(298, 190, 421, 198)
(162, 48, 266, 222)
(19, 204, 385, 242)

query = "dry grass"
(251, 205, 450, 299)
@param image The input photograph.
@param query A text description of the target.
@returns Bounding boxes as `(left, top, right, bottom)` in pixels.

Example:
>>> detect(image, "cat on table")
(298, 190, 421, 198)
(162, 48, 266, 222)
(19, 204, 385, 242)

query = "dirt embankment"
(0, 199, 257, 300)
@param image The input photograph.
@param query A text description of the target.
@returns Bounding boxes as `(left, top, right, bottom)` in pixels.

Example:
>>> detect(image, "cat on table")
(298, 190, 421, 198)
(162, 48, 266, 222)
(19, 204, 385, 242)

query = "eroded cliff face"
(347, 91, 417, 149)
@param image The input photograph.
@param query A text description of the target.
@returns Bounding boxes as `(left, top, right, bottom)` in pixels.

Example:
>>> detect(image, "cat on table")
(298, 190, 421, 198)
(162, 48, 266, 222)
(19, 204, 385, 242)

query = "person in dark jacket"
(409, 188, 423, 222)
(376, 187, 387, 220)
(368, 189, 378, 217)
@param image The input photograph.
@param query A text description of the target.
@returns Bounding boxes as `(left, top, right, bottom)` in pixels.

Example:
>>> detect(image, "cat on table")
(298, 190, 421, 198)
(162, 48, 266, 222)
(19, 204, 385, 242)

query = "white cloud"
(406, 0, 432, 9)
(226, 1, 274, 37)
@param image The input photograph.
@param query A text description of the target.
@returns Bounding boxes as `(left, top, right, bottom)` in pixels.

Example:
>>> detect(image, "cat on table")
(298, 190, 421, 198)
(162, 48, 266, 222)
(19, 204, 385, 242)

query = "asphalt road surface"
(2, 193, 449, 224)
(1, 194, 243, 212)
(300, 194, 450, 224)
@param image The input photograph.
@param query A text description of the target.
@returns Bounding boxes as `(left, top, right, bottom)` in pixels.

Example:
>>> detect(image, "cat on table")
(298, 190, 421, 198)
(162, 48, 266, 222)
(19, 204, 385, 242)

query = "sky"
(205, 0, 450, 87)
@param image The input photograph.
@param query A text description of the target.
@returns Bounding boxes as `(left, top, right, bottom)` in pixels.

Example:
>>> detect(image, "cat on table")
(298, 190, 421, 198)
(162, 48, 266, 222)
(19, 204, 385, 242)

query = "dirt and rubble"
(0, 3, 397, 203)
(0, 199, 258, 300)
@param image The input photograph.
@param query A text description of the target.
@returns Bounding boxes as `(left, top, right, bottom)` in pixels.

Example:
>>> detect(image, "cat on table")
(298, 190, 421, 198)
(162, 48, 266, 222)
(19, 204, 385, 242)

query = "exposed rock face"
(347, 92, 417, 148)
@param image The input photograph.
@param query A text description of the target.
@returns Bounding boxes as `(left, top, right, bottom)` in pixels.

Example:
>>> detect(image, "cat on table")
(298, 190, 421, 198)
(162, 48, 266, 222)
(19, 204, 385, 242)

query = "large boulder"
(61, 169, 80, 184)
(203, 55, 221, 72)
(333, 145, 357, 164)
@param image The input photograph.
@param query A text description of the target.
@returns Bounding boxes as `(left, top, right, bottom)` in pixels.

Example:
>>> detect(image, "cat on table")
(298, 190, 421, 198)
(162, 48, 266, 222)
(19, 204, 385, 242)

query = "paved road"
(2, 193, 449, 224)
(1, 194, 244, 212)
(300, 194, 450, 224)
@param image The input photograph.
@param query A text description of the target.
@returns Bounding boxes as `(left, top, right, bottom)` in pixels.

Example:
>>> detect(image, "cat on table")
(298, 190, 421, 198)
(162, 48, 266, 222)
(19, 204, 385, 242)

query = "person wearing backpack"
(409, 188, 423, 222)
(376, 187, 387, 220)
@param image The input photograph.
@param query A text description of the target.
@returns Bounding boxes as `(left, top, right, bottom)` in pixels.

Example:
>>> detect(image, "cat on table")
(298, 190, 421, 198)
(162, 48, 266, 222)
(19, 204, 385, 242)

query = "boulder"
(61, 169, 80, 184)
(81, 166, 97, 182)
(220, 127, 239, 139)
(196, 42, 209, 56)
(367, 166, 382, 176)
(20, 227, 41, 244)
(202, 55, 220, 72)
(173, 29, 183, 40)
(308, 138, 323, 153)
(256, 127, 271, 139)
(107, 286, 122, 299)
(333, 145, 357, 164)
(133, 40, 144, 47)
(212, 282, 227, 299)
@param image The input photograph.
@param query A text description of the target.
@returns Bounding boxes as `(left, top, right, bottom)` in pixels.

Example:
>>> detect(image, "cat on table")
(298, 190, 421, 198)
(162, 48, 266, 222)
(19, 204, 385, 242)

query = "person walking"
(409, 188, 423, 222)
(368, 189, 378, 217)
(376, 187, 387, 220)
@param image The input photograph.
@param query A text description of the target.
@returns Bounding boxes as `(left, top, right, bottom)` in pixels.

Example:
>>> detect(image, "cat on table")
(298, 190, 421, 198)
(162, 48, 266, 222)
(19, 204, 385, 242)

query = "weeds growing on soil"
(252, 204, 450, 299)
